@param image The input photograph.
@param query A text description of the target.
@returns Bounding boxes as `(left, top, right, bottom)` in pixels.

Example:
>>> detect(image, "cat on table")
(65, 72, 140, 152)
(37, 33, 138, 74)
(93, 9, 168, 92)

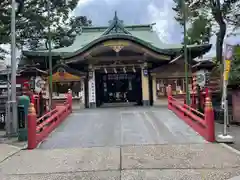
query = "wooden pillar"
(151, 73, 157, 105)
(141, 65, 150, 106)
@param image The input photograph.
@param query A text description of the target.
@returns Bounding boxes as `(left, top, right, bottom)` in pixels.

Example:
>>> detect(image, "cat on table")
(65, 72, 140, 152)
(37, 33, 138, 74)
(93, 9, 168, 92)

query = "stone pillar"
(88, 66, 96, 108)
(152, 74, 157, 105)
(141, 65, 150, 106)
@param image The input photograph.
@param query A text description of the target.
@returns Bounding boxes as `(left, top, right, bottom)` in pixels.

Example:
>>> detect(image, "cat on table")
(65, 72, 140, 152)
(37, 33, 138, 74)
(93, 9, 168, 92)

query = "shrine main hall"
(20, 13, 212, 108)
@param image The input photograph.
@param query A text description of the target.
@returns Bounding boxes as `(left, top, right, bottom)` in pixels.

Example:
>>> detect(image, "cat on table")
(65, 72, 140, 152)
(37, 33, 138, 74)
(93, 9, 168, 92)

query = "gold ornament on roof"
(112, 45, 124, 52)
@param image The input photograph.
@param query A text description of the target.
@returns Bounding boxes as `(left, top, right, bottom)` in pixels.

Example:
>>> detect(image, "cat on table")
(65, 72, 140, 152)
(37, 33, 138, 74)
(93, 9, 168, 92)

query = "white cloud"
(147, 3, 169, 43)
(74, 0, 183, 44)
(147, 0, 182, 44)
(3, 0, 239, 62)
(77, 0, 92, 5)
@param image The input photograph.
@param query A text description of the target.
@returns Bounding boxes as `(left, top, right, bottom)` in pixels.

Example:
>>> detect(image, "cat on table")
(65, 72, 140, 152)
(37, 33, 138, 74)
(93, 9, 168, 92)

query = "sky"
(4, 0, 184, 65)
(74, 0, 183, 44)
(2, 0, 240, 65)
(73, 0, 240, 58)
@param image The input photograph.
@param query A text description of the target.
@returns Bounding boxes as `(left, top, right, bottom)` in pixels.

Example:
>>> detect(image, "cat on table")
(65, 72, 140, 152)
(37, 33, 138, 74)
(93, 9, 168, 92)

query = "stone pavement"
(1, 107, 240, 179)
(0, 131, 27, 164)
(214, 123, 240, 180)
(39, 107, 205, 149)
(1, 144, 240, 179)
(0, 144, 22, 163)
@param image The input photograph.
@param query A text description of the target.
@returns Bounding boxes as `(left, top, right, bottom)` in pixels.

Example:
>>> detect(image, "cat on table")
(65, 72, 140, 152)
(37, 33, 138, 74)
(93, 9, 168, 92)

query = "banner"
(222, 44, 234, 108)
(223, 44, 233, 81)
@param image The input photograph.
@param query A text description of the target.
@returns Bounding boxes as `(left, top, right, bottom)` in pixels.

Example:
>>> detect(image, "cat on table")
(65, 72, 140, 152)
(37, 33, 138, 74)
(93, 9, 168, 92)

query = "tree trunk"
(210, 0, 226, 92)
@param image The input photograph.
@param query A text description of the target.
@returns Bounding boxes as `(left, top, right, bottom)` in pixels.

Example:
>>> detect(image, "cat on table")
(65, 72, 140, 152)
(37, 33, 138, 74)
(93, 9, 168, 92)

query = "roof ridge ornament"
(102, 11, 131, 36)
(114, 11, 118, 21)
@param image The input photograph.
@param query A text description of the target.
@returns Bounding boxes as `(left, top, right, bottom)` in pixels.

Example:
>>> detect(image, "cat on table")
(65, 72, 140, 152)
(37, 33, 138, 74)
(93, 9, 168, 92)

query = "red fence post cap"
(28, 103, 36, 115)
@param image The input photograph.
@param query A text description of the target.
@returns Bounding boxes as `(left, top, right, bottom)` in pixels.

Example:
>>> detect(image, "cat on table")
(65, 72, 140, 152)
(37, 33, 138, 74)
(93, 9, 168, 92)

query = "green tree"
(0, 0, 92, 58)
(186, 15, 212, 45)
(51, 16, 92, 49)
(172, 0, 239, 64)
(172, 0, 212, 45)
(226, 2, 240, 34)
(229, 45, 240, 85)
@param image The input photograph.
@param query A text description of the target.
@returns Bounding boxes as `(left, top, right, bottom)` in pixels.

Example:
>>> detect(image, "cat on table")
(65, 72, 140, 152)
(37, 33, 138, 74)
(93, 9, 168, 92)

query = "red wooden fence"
(27, 93, 72, 149)
(167, 85, 215, 142)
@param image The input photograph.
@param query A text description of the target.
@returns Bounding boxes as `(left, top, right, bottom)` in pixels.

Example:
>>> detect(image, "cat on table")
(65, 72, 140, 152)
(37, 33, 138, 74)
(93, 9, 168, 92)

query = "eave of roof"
(50, 63, 86, 77)
(150, 44, 212, 73)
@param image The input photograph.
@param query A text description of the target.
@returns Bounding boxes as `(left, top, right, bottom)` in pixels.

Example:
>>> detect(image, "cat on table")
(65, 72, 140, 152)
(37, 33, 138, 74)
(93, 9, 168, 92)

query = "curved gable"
(63, 34, 175, 61)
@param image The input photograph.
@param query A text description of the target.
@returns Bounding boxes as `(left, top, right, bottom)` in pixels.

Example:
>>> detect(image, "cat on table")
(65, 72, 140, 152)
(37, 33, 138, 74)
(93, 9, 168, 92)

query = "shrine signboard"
(88, 71, 96, 103)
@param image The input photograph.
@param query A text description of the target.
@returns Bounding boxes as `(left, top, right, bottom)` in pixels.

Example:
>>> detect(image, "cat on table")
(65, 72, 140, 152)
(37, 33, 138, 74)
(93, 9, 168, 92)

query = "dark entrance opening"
(95, 71, 142, 106)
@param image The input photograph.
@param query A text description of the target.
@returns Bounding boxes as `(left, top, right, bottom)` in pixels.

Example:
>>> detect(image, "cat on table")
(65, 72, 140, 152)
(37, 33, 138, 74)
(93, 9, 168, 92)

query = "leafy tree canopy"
(0, 0, 92, 59)
(229, 45, 240, 85)
(173, 0, 212, 45)
(172, 0, 239, 64)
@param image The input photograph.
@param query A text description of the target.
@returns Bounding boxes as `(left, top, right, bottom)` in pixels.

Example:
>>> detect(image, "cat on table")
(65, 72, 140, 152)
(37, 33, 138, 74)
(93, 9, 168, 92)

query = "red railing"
(27, 93, 73, 149)
(167, 85, 215, 142)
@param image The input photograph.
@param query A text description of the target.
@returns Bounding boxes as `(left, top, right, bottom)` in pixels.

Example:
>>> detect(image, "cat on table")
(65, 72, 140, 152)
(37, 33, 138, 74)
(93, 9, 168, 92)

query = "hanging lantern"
(143, 69, 148, 76)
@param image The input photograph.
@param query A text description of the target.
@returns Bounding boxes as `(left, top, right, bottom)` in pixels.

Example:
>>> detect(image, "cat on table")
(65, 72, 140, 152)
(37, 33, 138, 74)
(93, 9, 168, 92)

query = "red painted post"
(67, 93, 73, 113)
(27, 103, 37, 149)
(167, 85, 172, 109)
(204, 93, 215, 142)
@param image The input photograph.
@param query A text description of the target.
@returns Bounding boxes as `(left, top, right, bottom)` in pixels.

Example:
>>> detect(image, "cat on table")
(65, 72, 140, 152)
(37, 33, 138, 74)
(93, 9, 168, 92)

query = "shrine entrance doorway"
(95, 71, 142, 107)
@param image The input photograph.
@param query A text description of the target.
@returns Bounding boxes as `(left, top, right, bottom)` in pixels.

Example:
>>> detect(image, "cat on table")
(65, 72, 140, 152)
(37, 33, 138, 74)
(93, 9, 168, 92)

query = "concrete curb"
(220, 143, 240, 180)
(228, 176, 240, 180)
(220, 143, 240, 156)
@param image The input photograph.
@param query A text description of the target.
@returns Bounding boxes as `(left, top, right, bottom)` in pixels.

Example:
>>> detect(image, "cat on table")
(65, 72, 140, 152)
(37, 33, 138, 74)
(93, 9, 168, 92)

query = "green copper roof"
(22, 12, 211, 58)
(23, 28, 176, 57)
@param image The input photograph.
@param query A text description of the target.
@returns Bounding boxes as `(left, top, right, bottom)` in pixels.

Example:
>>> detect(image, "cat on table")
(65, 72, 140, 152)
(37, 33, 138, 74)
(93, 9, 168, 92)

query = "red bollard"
(27, 103, 37, 150)
(67, 93, 73, 113)
(167, 85, 172, 110)
(204, 95, 215, 142)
